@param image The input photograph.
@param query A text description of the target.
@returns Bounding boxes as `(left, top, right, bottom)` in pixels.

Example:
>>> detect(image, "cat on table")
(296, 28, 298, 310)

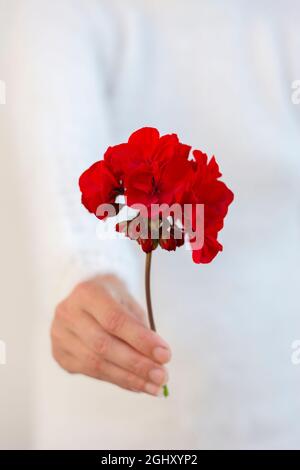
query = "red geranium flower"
(79, 160, 122, 219)
(104, 127, 192, 214)
(79, 126, 234, 263)
(186, 150, 234, 263)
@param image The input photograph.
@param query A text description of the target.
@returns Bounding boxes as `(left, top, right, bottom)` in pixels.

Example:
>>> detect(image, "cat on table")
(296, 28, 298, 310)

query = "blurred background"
(0, 0, 300, 450)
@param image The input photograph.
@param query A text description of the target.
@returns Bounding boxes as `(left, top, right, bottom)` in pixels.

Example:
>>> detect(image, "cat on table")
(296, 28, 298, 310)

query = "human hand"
(51, 275, 171, 396)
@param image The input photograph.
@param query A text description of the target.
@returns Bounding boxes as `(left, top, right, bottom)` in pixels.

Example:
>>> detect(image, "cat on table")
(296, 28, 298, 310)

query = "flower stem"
(145, 251, 156, 331)
(145, 252, 169, 398)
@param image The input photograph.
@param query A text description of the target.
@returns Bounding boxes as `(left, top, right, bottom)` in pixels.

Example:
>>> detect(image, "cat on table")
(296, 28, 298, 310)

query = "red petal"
(104, 143, 132, 179)
(177, 142, 191, 160)
(193, 149, 208, 166)
(192, 232, 223, 264)
(79, 161, 121, 218)
(128, 127, 160, 158)
(207, 156, 222, 179)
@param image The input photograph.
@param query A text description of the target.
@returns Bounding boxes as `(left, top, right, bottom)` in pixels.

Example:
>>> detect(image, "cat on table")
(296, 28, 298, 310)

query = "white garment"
(2, 0, 300, 449)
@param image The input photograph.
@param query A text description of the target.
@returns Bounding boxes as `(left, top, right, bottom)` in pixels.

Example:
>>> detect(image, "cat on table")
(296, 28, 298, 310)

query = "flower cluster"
(79, 127, 234, 263)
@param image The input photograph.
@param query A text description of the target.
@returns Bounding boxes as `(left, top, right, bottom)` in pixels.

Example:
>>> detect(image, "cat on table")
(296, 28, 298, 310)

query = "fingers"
(53, 327, 163, 396)
(74, 281, 172, 364)
(87, 359, 163, 396)
(52, 276, 172, 395)
(93, 274, 145, 323)
(56, 310, 168, 387)
(51, 345, 79, 374)
(120, 292, 147, 325)
(102, 335, 169, 387)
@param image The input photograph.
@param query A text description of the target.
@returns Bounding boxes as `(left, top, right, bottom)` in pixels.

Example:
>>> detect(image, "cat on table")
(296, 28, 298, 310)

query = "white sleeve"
(2, 0, 139, 305)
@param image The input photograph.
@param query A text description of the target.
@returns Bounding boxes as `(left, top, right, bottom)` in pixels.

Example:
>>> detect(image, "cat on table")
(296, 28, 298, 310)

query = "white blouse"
(2, 0, 300, 449)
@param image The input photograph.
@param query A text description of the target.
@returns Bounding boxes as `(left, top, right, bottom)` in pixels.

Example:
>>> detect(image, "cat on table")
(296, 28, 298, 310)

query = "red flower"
(187, 150, 234, 263)
(79, 160, 122, 219)
(79, 127, 234, 263)
(139, 238, 158, 254)
(104, 127, 192, 214)
(159, 227, 185, 251)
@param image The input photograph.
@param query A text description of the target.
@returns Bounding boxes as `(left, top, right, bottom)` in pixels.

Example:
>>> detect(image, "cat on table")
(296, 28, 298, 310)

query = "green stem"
(145, 252, 169, 398)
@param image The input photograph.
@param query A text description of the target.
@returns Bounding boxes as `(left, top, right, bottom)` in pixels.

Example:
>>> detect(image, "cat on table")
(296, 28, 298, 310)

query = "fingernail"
(144, 382, 161, 396)
(148, 368, 167, 385)
(153, 346, 171, 364)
